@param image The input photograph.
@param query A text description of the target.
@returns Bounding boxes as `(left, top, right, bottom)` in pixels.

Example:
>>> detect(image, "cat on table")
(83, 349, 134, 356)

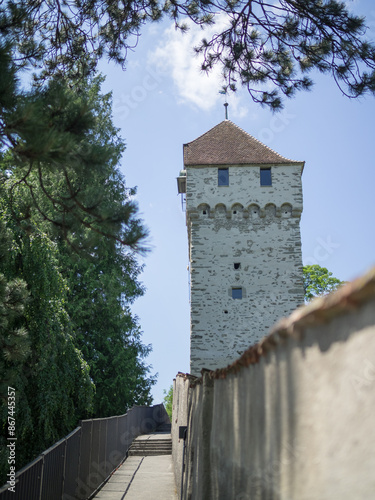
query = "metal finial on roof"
(224, 102, 228, 120)
(219, 88, 228, 120)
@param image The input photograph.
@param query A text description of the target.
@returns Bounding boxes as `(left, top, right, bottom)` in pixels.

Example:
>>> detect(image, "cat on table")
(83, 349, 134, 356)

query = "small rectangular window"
(260, 167, 272, 186)
(234, 263, 241, 270)
(218, 168, 229, 186)
(232, 287, 243, 299)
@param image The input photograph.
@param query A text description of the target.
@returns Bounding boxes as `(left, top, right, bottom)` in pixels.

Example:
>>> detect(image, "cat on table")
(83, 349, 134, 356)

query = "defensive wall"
(172, 267, 375, 499)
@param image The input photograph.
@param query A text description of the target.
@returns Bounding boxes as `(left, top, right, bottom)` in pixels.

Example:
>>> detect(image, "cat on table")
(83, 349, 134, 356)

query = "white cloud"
(148, 16, 248, 118)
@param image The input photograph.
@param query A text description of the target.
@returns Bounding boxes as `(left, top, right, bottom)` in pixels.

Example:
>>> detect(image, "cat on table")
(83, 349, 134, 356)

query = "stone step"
(128, 445, 172, 450)
(128, 448, 172, 456)
(130, 442, 172, 447)
(128, 449, 172, 456)
(129, 444, 172, 450)
(128, 436, 172, 457)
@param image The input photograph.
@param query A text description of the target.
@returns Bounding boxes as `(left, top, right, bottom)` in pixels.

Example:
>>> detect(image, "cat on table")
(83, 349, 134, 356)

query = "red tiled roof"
(183, 120, 303, 166)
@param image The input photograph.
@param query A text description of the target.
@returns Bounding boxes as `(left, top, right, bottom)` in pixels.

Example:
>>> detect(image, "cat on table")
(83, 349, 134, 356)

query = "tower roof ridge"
(183, 120, 304, 167)
(226, 120, 300, 164)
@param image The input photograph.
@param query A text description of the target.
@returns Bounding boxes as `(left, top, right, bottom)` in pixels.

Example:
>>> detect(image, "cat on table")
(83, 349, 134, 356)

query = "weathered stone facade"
(180, 121, 305, 375)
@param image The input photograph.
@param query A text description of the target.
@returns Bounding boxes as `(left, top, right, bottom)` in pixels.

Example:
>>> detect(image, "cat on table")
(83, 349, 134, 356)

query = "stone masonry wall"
(172, 268, 375, 499)
(186, 163, 304, 375)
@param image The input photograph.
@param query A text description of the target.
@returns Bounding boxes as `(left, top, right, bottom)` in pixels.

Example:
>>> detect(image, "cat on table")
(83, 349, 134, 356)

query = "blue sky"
(99, 0, 375, 403)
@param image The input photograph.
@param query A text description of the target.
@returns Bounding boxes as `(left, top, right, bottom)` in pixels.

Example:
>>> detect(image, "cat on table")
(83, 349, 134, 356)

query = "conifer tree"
(0, 74, 155, 482)
(0, 218, 94, 484)
(54, 75, 156, 417)
(0, 49, 147, 251)
(1, 0, 375, 109)
(62, 243, 155, 417)
(0, 222, 29, 402)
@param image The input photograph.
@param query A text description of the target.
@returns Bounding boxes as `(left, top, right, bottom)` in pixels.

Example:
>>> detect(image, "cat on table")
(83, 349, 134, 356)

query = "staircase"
(128, 424, 172, 456)
(155, 422, 172, 433)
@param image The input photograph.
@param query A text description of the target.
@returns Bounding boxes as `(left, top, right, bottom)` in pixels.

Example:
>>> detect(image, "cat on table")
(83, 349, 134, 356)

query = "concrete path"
(92, 436, 178, 500)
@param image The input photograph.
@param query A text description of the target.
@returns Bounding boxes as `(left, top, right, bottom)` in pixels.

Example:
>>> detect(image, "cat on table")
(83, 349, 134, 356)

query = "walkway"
(92, 433, 178, 500)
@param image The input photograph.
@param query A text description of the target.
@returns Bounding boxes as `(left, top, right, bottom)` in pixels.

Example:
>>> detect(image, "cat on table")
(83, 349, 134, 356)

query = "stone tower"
(177, 120, 305, 376)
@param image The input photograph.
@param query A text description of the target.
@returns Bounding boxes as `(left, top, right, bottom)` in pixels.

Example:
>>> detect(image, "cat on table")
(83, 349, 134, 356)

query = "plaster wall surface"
(173, 271, 375, 499)
(172, 375, 191, 497)
(186, 163, 304, 375)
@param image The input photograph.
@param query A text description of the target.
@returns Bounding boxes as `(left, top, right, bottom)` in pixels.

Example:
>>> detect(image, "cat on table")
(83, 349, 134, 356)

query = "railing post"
(61, 437, 67, 498)
(116, 416, 119, 459)
(38, 454, 44, 500)
(77, 425, 82, 499)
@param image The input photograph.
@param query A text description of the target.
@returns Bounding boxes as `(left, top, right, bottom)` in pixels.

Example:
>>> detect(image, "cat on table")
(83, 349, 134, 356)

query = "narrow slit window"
(232, 287, 243, 299)
(218, 168, 229, 186)
(260, 167, 272, 186)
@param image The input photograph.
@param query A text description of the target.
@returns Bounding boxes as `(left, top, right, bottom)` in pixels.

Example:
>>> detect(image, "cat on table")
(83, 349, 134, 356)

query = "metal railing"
(0, 404, 169, 500)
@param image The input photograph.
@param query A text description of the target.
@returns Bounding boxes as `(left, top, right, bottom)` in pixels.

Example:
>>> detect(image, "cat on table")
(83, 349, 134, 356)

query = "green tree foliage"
(163, 385, 173, 420)
(0, 48, 147, 252)
(1, 1, 375, 109)
(303, 264, 344, 301)
(33, 73, 156, 415)
(0, 222, 94, 484)
(0, 75, 155, 480)
(0, 0, 156, 482)
(0, 221, 29, 402)
(61, 227, 155, 418)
